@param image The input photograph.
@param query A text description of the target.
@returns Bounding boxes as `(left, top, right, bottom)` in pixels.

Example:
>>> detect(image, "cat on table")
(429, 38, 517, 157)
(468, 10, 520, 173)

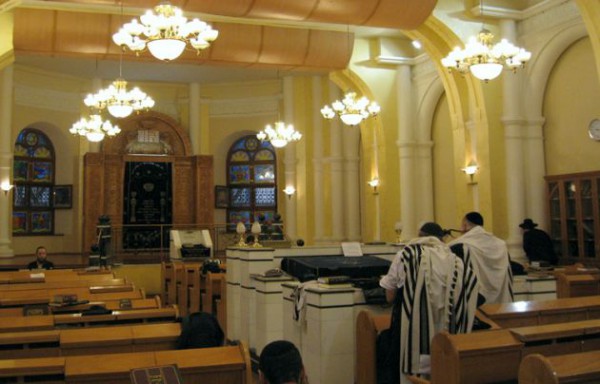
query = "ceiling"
(9, 0, 436, 83)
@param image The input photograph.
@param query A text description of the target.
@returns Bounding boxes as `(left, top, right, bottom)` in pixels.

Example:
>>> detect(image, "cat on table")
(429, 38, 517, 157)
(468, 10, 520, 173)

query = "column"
(312, 77, 325, 243)
(415, 141, 435, 221)
(524, 117, 548, 228)
(329, 84, 344, 242)
(501, 19, 527, 263)
(189, 82, 201, 155)
(396, 65, 417, 239)
(0, 65, 14, 257)
(283, 77, 297, 240)
(343, 124, 361, 241)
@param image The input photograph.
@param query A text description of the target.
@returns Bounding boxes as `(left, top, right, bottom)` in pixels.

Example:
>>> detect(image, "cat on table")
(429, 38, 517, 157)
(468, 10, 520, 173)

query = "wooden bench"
(430, 319, 600, 384)
(0, 306, 178, 332)
(202, 272, 225, 314)
(0, 269, 115, 285)
(0, 287, 145, 307)
(0, 343, 252, 384)
(555, 273, 600, 298)
(0, 322, 182, 359)
(519, 350, 600, 383)
(479, 296, 600, 328)
(355, 310, 392, 384)
(0, 278, 128, 292)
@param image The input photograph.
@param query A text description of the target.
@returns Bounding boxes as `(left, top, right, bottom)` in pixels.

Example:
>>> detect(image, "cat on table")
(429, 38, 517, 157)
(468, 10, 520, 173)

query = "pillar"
(283, 77, 297, 240)
(0, 65, 14, 257)
(312, 77, 325, 243)
(189, 82, 201, 155)
(329, 84, 344, 242)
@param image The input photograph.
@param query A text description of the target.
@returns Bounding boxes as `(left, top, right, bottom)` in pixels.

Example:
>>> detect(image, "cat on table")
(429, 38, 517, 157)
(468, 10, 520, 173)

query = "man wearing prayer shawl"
(379, 222, 480, 383)
(448, 212, 513, 305)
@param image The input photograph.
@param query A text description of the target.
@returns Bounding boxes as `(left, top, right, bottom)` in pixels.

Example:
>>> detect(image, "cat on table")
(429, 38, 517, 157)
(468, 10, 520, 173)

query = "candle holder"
(251, 221, 263, 248)
(236, 222, 248, 247)
(394, 221, 403, 243)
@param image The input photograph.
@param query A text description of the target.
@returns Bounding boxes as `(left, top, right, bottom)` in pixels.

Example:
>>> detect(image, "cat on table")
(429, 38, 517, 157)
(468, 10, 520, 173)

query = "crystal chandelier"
(69, 114, 121, 143)
(84, 78, 155, 118)
(321, 92, 381, 126)
(441, 29, 531, 82)
(112, 2, 219, 62)
(256, 122, 302, 148)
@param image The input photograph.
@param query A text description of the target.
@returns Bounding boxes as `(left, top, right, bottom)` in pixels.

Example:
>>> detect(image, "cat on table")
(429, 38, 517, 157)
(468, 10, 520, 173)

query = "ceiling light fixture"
(441, 0, 531, 82)
(112, 1, 219, 62)
(69, 114, 121, 143)
(256, 121, 302, 148)
(321, 92, 380, 126)
(84, 78, 155, 119)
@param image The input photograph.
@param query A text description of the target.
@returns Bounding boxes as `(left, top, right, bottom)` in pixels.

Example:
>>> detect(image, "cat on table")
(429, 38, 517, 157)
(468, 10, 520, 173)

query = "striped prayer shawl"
(398, 237, 479, 381)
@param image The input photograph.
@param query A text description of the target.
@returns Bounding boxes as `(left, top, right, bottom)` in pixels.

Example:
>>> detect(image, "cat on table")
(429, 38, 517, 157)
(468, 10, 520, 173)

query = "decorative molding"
(0, 0, 20, 13)
(520, 0, 580, 37)
(14, 84, 80, 113)
(208, 95, 280, 118)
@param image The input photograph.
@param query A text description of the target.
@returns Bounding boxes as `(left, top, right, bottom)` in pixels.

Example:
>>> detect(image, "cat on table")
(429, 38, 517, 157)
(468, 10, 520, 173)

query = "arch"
(100, 111, 193, 156)
(524, 22, 588, 121)
(416, 77, 446, 142)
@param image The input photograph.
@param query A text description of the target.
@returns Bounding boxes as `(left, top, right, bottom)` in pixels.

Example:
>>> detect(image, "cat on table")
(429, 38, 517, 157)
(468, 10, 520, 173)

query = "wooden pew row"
(0, 278, 128, 292)
(430, 318, 600, 384)
(519, 351, 600, 384)
(0, 322, 182, 359)
(0, 286, 145, 307)
(0, 343, 252, 384)
(480, 296, 600, 328)
(0, 269, 115, 284)
(0, 306, 178, 332)
(555, 273, 600, 298)
(0, 296, 161, 317)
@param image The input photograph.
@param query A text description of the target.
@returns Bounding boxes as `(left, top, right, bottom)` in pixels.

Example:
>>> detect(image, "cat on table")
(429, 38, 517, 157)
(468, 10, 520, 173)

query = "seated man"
(519, 218, 558, 266)
(448, 212, 513, 304)
(379, 222, 479, 383)
(27, 246, 54, 270)
(259, 340, 307, 384)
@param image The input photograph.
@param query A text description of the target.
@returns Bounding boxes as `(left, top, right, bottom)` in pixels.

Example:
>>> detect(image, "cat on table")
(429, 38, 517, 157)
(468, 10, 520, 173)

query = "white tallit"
(448, 225, 513, 304)
(398, 236, 479, 383)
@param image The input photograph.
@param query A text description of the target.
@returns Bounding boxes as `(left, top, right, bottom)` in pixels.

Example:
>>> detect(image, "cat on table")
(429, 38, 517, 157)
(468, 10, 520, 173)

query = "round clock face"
(589, 119, 600, 141)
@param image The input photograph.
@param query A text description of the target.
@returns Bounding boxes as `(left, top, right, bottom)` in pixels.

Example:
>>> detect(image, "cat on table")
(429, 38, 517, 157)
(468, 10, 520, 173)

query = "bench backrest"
(519, 351, 600, 384)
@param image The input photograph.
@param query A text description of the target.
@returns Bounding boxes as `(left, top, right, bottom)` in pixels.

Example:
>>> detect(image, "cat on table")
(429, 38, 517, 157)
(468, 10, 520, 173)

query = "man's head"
(259, 340, 305, 384)
(419, 222, 445, 240)
(36, 246, 47, 262)
(462, 212, 484, 232)
(519, 218, 538, 232)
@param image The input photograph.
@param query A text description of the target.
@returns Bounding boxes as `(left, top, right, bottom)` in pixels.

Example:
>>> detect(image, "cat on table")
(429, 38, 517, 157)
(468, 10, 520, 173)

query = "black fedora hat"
(519, 218, 538, 229)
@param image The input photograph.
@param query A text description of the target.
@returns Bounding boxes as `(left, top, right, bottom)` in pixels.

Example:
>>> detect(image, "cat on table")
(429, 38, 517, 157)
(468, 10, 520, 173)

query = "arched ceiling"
(9, 0, 437, 78)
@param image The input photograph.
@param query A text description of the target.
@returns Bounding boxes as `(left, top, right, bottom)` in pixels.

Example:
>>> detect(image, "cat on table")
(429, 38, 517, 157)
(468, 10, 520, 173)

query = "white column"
(415, 141, 435, 221)
(189, 82, 201, 155)
(283, 77, 297, 240)
(312, 77, 325, 243)
(501, 19, 527, 263)
(524, 117, 548, 229)
(396, 65, 417, 239)
(328, 84, 344, 242)
(0, 65, 14, 257)
(465, 120, 480, 211)
(343, 124, 361, 241)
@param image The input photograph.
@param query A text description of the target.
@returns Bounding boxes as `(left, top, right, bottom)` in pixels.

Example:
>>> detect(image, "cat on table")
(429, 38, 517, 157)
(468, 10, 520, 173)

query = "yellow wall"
(544, 37, 600, 175)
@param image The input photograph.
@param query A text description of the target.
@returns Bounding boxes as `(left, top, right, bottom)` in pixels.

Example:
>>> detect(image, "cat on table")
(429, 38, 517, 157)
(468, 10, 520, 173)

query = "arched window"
(226, 135, 277, 228)
(12, 128, 56, 235)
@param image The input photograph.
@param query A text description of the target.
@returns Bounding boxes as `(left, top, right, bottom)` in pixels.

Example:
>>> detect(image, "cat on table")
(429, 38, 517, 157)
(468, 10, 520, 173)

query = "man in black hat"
(519, 218, 558, 266)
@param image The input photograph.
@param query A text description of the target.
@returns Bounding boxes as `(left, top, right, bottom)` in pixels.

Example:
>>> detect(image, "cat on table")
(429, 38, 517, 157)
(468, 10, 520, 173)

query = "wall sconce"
(0, 181, 13, 196)
(368, 178, 380, 195)
(283, 186, 296, 199)
(462, 161, 479, 184)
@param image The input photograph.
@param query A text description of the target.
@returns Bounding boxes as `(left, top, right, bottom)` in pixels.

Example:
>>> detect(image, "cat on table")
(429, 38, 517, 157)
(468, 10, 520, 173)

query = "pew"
(0, 343, 252, 384)
(0, 323, 182, 358)
(0, 286, 146, 307)
(519, 351, 600, 384)
(202, 272, 225, 314)
(0, 269, 115, 285)
(555, 273, 600, 298)
(0, 305, 178, 332)
(0, 278, 128, 292)
(430, 319, 600, 384)
(479, 296, 600, 328)
(355, 310, 392, 384)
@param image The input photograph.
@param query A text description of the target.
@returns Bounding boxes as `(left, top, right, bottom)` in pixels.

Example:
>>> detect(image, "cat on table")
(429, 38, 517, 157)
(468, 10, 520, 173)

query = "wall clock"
(589, 119, 600, 141)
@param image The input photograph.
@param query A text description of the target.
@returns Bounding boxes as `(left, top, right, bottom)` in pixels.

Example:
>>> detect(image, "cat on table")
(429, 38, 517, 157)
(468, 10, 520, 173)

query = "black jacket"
(523, 228, 558, 265)
(27, 260, 55, 270)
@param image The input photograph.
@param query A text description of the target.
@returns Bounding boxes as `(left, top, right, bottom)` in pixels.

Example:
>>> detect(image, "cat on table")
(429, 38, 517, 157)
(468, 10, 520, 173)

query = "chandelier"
(112, 2, 219, 62)
(256, 122, 302, 148)
(321, 92, 381, 126)
(441, 29, 531, 82)
(84, 78, 155, 118)
(69, 114, 121, 143)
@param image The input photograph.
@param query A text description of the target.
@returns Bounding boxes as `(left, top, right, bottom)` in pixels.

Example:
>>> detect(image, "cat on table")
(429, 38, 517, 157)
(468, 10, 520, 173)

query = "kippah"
(465, 211, 484, 226)
(419, 222, 445, 239)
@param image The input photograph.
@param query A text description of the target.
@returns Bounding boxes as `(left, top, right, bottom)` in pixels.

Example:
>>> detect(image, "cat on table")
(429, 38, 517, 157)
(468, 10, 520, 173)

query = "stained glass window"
(226, 135, 277, 230)
(12, 128, 55, 235)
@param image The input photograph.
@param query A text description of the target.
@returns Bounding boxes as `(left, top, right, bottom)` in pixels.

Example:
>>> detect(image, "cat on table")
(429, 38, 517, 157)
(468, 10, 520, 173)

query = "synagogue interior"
(0, 0, 600, 383)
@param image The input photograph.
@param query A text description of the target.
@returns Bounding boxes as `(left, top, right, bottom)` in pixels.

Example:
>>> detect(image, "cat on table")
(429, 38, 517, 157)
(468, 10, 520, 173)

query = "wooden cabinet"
(546, 171, 600, 263)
